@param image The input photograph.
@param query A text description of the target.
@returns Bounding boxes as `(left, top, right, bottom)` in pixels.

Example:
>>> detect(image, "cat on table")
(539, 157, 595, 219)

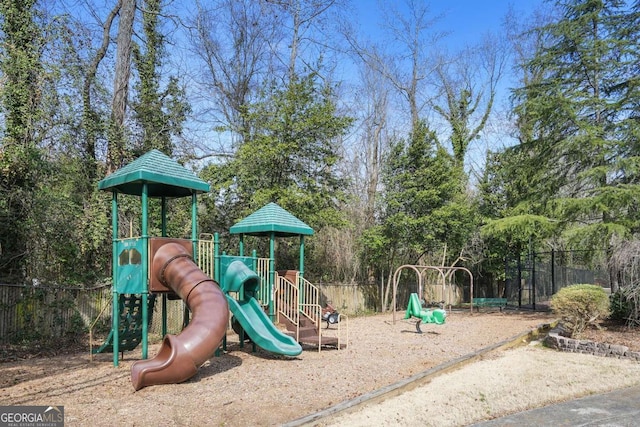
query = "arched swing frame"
(392, 265, 474, 324)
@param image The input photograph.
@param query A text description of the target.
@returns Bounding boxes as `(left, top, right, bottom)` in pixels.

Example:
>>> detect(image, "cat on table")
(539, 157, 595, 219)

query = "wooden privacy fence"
(316, 283, 378, 314)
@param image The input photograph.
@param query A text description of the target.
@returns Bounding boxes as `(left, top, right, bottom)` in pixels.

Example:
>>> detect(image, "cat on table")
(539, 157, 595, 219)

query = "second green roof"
(230, 203, 314, 237)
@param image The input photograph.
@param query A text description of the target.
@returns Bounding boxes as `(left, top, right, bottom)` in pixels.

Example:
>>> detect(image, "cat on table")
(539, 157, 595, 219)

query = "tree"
(477, 5, 558, 254)
(209, 73, 352, 223)
(486, 0, 640, 293)
(189, 0, 277, 151)
(82, 2, 120, 183)
(433, 32, 507, 172)
(131, 0, 190, 157)
(107, 0, 136, 172)
(346, 0, 444, 134)
(200, 72, 352, 274)
(0, 0, 44, 281)
(363, 121, 476, 310)
(188, 0, 345, 160)
(262, 0, 345, 82)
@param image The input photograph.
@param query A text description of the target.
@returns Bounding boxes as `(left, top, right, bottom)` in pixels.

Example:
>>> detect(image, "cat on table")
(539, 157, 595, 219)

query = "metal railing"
(255, 257, 271, 306)
(274, 272, 348, 351)
(275, 274, 300, 341)
(299, 275, 321, 328)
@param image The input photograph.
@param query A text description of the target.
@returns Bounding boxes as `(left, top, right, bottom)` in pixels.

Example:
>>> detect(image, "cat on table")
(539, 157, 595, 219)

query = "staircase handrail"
(274, 273, 299, 342)
(299, 301, 323, 352)
(299, 276, 348, 351)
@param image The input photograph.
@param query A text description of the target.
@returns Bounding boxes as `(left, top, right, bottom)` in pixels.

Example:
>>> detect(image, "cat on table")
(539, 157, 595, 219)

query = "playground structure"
(391, 264, 475, 326)
(216, 203, 348, 352)
(92, 150, 347, 390)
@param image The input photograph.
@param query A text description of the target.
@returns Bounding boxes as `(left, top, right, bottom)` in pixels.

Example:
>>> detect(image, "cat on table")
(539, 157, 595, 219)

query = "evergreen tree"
(480, 0, 640, 293)
(203, 73, 353, 231)
(376, 121, 475, 265)
(361, 121, 477, 310)
(499, 1, 640, 249)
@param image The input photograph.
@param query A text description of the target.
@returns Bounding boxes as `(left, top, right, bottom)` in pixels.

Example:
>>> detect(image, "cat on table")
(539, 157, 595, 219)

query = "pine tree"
(379, 121, 475, 264)
(479, 0, 640, 293)
(202, 73, 353, 230)
(508, 0, 640, 248)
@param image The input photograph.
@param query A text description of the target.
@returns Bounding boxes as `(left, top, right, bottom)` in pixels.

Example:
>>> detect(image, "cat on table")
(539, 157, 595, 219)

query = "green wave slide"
(226, 295, 302, 356)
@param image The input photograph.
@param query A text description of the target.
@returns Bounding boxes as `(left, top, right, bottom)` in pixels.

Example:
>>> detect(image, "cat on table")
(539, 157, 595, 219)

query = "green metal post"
(161, 197, 167, 336)
(299, 235, 305, 279)
(214, 232, 223, 354)
(141, 183, 149, 359)
(252, 249, 258, 299)
(191, 193, 197, 260)
(111, 191, 119, 367)
(162, 294, 167, 336)
(161, 197, 167, 236)
(181, 193, 198, 329)
(239, 234, 244, 256)
(299, 235, 305, 311)
(269, 232, 275, 321)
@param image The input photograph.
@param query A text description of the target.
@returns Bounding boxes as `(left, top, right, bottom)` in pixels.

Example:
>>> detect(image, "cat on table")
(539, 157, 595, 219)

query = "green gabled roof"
(98, 149, 209, 197)
(230, 203, 314, 237)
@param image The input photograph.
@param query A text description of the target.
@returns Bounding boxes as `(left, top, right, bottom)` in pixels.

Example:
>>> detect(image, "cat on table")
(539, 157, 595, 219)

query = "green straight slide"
(226, 295, 302, 356)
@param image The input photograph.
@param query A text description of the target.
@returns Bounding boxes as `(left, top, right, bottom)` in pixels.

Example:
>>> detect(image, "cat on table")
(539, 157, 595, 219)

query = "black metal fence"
(505, 249, 610, 310)
(0, 283, 112, 343)
(0, 283, 188, 344)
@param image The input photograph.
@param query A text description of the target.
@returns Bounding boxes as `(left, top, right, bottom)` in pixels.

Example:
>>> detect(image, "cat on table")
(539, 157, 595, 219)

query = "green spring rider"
(404, 293, 446, 333)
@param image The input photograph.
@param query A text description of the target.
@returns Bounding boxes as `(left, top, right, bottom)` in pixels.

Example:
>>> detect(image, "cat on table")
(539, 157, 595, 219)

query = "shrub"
(550, 284, 610, 336)
(609, 289, 633, 322)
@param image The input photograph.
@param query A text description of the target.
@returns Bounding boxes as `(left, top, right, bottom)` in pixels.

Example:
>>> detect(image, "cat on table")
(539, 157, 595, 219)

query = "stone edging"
(544, 325, 640, 361)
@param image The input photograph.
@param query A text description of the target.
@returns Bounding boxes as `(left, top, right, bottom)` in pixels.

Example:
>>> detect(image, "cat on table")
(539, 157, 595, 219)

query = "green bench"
(473, 298, 507, 312)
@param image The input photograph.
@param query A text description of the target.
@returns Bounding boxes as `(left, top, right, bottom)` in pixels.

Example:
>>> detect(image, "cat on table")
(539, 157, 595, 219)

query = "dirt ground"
(1, 309, 639, 427)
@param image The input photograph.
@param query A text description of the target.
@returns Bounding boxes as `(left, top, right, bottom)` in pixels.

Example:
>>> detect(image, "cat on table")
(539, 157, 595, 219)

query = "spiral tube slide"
(130, 242, 229, 391)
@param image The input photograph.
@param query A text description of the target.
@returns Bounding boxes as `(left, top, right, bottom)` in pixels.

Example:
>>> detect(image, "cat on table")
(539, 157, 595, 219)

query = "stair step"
(298, 335, 346, 349)
(298, 326, 318, 338)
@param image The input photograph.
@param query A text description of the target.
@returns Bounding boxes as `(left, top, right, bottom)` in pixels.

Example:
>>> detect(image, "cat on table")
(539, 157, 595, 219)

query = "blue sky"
(349, 1, 547, 177)
(354, 1, 544, 50)
(433, 0, 543, 48)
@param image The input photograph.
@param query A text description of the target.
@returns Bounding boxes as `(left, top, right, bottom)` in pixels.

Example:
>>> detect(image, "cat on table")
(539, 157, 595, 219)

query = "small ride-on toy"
(404, 293, 446, 333)
(321, 303, 340, 328)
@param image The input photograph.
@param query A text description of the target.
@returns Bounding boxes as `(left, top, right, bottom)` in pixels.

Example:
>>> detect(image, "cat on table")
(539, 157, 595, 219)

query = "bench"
(473, 298, 507, 312)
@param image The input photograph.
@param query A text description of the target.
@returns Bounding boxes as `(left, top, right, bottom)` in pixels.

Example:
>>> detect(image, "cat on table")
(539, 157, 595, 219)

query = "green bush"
(550, 284, 610, 336)
(609, 289, 633, 322)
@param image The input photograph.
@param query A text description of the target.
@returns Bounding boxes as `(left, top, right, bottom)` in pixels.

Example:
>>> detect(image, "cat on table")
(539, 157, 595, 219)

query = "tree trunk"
(84, 3, 120, 180)
(108, 0, 136, 173)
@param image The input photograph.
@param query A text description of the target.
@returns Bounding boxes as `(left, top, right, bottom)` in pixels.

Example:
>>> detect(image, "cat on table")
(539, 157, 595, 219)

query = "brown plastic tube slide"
(130, 242, 229, 391)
